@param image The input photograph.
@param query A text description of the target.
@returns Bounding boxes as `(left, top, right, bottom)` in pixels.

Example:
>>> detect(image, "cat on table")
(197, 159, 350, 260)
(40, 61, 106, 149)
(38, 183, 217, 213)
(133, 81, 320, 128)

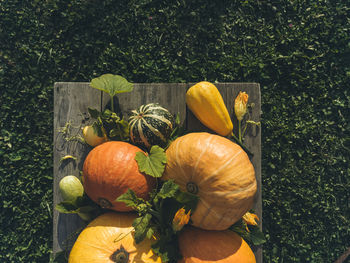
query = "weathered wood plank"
(53, 82, 262, 262)
(102, 83, 188, 124)
(53, 83, 102, 254)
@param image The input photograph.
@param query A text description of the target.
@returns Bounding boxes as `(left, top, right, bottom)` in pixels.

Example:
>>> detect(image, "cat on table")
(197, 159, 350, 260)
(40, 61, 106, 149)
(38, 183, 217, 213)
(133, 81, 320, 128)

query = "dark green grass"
(0, 1, 349, 262)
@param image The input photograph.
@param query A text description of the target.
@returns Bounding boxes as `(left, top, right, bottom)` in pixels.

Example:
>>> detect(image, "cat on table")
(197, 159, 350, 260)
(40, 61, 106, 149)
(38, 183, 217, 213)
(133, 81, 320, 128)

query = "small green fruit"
(82, 125, 108, 147)
(59, 175, 84, 201)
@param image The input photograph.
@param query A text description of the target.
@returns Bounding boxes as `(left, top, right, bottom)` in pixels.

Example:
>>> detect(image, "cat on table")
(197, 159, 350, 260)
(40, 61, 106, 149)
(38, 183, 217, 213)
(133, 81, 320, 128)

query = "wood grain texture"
(53, 83, 102, 254)
(53, 82, 262, 262)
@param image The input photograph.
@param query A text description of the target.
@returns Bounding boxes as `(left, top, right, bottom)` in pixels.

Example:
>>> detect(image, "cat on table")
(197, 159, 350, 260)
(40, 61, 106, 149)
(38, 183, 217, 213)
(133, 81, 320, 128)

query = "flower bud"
(234, 91, 249, 121)
(242, 211, 259, 232)
(172, 208, 191, 232)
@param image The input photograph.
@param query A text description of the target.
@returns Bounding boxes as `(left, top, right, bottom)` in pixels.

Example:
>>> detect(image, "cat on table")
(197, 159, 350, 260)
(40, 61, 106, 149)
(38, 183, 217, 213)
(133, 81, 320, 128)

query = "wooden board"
(53, 82, 262, 262)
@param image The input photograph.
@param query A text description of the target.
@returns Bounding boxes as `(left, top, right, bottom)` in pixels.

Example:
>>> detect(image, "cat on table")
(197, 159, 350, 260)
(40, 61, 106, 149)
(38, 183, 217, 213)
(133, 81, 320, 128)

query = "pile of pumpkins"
(64, 82, 258, 263)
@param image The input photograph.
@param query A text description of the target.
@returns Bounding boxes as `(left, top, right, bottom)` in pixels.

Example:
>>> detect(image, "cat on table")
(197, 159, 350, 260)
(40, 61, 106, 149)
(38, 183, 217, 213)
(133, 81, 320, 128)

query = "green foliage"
(117, 180, 198, 262)
(88, 107, 130, 141)
(0, 0, 349, 262)
(135, 145, 167, 178)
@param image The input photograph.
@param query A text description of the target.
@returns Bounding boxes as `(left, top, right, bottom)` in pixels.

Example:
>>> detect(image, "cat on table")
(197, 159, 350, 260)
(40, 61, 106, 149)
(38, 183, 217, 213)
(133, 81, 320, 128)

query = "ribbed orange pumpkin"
(83, 141, 156, 212)
(162, 132, 257, 230)
(69, 212, 161, 263)
(178, 226, 256, 263)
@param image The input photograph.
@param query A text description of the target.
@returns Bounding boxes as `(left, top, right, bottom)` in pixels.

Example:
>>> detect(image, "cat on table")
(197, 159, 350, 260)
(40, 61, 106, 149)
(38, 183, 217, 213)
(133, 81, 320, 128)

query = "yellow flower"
(242, 211, 259, 232)
(234, 91, 249, 121)
(172, 208, 191, 232)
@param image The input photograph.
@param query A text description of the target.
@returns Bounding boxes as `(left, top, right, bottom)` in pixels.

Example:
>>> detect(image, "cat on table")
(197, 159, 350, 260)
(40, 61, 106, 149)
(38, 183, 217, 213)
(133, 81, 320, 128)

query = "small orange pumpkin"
(178, 226, 256, 263)
(162, 132, 257, 230)
(83, 141, 156, 211)
(69, 212, 161, 263)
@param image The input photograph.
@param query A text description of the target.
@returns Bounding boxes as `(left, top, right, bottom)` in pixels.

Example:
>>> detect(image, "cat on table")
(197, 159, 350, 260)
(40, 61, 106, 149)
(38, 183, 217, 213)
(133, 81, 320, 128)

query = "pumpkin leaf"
(116, 189, 148, 211)
(135, 145, 167, 178)
(249, 225, 267, 245)
(90, 74, 134, 97)
(132, 213, 152, 244)
(155, 180, 179, 200)
(230, 219, 266, 246)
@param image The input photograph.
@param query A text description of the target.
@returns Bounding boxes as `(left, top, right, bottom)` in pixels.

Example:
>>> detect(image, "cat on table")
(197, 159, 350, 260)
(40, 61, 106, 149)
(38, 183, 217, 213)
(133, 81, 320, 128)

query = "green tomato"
(59, 175, 84, 201)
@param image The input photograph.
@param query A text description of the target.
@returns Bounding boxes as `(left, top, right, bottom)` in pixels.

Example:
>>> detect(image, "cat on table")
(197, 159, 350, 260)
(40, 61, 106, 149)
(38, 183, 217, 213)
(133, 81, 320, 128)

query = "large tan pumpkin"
(83, 141, 156, 212)
(69, 212, 161, 263)
(178, 226, 256, 263)
(162, 132, 257, 230)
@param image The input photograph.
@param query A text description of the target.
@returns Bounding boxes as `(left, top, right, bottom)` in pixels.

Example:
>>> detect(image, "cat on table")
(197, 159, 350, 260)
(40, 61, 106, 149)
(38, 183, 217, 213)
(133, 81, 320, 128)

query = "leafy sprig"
(230, 217, 266, 246)
(117, 180, 198, 262)
(55, 194, 102, 222)
(88, 107, 129, 141)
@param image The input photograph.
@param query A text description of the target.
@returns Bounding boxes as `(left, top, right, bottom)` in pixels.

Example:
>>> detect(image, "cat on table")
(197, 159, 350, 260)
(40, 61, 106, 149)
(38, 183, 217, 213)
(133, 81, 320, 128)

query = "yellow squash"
(186, 81, 233, 136)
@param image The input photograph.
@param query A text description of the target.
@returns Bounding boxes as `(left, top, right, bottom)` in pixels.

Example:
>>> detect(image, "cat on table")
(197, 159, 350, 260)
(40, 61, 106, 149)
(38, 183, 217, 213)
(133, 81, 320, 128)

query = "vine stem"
(238, 120, 242, 142)
(110, 95, 115, 112)
(230, 132, 253, 157)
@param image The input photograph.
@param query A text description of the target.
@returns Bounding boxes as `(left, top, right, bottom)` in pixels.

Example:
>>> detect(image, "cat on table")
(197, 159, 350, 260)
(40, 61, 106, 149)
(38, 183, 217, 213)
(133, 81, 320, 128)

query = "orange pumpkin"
(178, 226, 256, 263)
(83, 141, 156, 212)
(162, 132, 257, 230)
(69, 212, 161, 263)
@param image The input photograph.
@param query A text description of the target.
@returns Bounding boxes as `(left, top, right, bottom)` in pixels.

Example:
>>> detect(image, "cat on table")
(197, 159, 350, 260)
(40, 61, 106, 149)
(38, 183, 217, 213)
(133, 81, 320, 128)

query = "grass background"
(0, 0, 349, 262)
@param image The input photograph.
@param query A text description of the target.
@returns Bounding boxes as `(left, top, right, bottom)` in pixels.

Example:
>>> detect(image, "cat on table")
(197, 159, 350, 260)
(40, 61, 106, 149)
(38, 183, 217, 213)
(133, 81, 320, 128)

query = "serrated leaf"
(146, 227, 155, 240)
(135, 145, 167, 178)
(116, 189, 146, 209)
(132, 213, 152, 244)
(90, 74, 133, 97)
(156, 180, 179, 200)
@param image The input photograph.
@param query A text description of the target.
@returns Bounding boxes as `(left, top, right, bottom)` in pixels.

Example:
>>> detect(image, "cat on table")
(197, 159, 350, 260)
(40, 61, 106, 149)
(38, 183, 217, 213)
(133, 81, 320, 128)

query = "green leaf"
(156, 180, 179, 200)
(132, 213, 152, 244)
(101, 109, 113, 120)
(116, 189, 146, 210)
(92, 121, 104, 137)
(135, 145, 167, 178)
(230, 220, 266, 246)
(90, 74, 133, 97)
(146, 227, 156, 239)
(175, 112, 181, 125)
(174, 190, 199, 212)
(249, 226, 267, 245)
(55, 201, 78, 213)
(88, 107, 101, 119)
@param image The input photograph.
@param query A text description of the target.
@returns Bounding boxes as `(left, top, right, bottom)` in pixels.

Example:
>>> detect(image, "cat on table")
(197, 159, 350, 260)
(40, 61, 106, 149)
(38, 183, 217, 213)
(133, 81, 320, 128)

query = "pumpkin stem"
(186, 182, 198, 194)
(98, 197, 113, 209)
(111, 245, 129, 263)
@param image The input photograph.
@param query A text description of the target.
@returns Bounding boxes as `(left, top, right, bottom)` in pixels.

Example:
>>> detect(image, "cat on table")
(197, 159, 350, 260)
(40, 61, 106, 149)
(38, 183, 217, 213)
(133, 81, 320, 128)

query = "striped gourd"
(128, 103, 174, 148)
